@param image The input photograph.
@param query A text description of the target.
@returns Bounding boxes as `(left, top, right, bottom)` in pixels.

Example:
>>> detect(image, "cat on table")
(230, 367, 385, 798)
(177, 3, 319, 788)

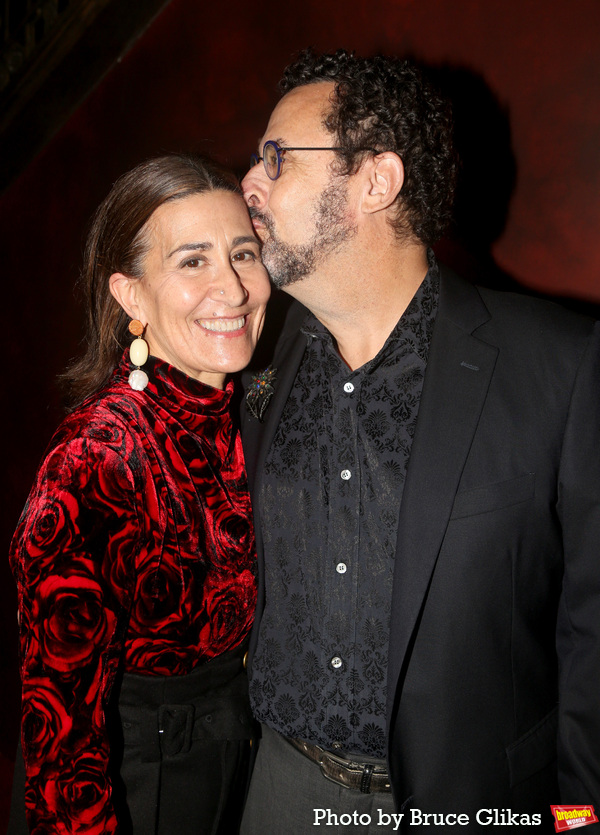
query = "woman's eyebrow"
(232, 236, 260, 247)
(167, 241, 211, 258)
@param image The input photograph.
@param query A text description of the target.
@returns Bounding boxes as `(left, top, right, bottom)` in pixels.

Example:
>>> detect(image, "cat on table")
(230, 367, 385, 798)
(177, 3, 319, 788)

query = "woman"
(9, 154, 270, 834)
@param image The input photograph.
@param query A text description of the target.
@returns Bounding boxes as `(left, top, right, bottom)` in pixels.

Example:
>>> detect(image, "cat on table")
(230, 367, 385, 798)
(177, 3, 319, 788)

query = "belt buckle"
(320, 749, 368, 792)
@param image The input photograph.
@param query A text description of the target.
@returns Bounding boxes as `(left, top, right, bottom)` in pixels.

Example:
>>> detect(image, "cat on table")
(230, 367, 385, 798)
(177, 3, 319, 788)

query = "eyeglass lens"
(263, 142, 279, 179)
(250, 142, 282, 180)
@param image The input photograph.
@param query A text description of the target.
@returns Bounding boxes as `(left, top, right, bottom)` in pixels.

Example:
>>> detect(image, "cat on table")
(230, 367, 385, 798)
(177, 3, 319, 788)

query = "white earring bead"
(129, 368, 149, 390)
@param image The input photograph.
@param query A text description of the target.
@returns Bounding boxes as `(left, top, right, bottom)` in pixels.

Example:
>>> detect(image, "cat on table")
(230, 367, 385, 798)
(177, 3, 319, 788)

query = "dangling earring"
(128, 320, 149, 391)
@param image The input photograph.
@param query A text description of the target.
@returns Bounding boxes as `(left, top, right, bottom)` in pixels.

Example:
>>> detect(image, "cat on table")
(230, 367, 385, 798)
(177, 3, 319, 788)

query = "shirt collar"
(301, 251, 440, 371)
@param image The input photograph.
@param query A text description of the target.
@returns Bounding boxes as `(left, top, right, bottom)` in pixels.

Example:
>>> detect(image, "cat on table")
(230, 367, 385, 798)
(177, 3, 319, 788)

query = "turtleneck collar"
(112, 349, 235, 436)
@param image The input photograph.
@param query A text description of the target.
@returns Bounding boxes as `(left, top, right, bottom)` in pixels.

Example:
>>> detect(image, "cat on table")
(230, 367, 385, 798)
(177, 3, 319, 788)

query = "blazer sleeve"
(556, 320, 600, 806)
(9, 433, 140, 835)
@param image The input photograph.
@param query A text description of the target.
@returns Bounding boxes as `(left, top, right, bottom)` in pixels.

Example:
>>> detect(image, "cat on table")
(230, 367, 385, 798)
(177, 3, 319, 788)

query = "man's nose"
(241, 167, 268, 211)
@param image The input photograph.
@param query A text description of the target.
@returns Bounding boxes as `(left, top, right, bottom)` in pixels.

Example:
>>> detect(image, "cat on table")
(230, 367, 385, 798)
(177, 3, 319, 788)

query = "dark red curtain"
(2, 0, 599, 826)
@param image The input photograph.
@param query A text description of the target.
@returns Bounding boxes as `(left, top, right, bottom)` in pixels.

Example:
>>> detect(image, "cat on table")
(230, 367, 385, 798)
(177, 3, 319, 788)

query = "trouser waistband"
(116, 642, 254, 762)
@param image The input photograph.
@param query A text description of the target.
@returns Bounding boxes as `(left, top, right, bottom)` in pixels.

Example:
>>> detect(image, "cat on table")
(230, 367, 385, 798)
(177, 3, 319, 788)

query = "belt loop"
(158, 704, 194, 757)
(360, 763, 374, 794)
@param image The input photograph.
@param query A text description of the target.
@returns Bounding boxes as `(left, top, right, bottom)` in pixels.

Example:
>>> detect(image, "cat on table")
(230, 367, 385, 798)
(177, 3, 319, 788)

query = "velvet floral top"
(9, 351, 257, 834)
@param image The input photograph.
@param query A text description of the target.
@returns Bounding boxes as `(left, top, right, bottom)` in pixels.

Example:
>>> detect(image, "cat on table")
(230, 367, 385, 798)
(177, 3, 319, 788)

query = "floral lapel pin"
(246, 366, 277, 421)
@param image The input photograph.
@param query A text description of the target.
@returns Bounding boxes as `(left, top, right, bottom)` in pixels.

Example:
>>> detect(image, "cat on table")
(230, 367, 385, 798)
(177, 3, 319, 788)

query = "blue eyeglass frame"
(250, 140, 379, 181)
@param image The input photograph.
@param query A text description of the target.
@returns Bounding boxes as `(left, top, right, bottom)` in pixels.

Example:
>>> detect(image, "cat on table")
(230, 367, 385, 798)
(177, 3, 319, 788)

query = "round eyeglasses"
(250, 140, 379, 181)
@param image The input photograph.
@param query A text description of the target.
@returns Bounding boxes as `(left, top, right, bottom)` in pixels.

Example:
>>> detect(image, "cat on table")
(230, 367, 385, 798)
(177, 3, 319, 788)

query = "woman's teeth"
(199, 316, 245, 333)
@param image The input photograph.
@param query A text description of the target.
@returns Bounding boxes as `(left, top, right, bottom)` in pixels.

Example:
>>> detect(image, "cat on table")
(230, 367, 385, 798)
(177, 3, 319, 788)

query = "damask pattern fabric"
(9, 352, 257, 834)
(251, 263, 439, 758)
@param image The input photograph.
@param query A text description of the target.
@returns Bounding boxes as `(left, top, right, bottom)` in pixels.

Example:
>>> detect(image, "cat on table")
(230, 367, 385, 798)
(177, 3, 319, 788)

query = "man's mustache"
(248, 206, 268, 226)
(248, 206, 273, 232)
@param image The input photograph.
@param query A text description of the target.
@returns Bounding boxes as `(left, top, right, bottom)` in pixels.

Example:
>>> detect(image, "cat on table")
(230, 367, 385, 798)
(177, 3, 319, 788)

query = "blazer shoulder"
(439, 264, 596, 350)
(475, 286, 597, 378)
(478, 284, 596, 337)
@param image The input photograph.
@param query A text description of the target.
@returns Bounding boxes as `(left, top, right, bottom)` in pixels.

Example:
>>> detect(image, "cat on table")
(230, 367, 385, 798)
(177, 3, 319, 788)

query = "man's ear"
(109, 272, 142, 320)
(362, 152, 404, 214)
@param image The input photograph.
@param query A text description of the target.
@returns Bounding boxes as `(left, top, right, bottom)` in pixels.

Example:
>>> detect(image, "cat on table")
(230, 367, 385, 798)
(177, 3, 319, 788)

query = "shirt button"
(343, 382, 354, 393)
(340, 469, 351, 480)
(336, 562, 347, 574)
(331, 656, 343, 669)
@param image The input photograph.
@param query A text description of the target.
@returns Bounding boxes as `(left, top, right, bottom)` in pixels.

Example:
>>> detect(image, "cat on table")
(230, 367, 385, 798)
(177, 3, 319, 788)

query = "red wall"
(2, 0, 599, 826)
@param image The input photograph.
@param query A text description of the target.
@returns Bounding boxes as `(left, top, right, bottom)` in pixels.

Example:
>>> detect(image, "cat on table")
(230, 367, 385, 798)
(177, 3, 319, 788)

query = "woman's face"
(114, 190, 270, 389)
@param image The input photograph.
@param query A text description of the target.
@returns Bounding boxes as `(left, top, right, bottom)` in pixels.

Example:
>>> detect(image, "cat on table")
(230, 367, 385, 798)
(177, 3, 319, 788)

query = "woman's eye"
(182, 257, 203, 268)
(232, 250, 257, 263)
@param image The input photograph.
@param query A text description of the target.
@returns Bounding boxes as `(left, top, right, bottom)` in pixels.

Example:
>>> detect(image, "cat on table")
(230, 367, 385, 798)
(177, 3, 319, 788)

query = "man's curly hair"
(279, 49, 457, 246)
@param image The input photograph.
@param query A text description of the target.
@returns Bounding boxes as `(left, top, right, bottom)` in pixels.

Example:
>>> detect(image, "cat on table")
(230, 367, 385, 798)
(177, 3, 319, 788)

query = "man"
(239, 49, 600, 833)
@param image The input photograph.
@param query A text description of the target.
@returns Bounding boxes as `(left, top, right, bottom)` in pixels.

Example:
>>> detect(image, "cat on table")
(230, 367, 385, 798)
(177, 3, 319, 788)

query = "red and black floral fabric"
(9, 352, 257, 834)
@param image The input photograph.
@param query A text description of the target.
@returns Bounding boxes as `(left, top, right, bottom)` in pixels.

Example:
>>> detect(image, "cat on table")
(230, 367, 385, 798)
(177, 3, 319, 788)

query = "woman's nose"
(212, 265, 248, 307)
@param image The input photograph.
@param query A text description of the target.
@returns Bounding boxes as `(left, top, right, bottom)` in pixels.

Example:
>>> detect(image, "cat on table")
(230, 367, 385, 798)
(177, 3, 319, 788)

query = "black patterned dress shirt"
(250, 261, 440, 757)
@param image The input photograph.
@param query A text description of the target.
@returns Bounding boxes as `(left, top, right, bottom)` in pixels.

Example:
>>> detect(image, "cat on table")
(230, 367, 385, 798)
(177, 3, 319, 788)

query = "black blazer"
(240, 266, 600, 827)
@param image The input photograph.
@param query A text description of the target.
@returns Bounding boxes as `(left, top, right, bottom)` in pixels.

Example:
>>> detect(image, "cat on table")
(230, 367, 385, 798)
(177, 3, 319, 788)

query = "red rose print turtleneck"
(10, 352, 257, 833)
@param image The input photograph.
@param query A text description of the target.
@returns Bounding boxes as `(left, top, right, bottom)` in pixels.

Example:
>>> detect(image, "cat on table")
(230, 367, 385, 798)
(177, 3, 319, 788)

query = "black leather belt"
(287, 737, 391, 793)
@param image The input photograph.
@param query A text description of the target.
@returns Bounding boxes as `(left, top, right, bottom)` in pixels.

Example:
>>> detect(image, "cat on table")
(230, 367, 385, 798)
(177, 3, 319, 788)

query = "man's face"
(242, 82, 356, 289)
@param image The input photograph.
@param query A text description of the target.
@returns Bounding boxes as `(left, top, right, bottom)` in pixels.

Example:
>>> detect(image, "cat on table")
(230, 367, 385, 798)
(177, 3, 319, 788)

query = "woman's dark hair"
(61, 154, 240, 408)
(279, 49, 457, 247)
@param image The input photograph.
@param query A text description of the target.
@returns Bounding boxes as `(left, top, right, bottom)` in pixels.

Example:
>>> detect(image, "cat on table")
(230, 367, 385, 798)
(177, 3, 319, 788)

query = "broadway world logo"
(551, 806, 598, 832)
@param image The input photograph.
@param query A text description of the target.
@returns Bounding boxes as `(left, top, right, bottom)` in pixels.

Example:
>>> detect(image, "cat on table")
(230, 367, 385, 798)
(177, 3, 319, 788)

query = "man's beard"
(252, 179, 356, 289)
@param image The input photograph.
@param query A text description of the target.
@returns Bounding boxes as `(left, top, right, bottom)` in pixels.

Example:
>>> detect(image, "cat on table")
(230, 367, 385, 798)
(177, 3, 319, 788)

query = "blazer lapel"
(241, 304, 309, 505)
(387, 269, 499, 715)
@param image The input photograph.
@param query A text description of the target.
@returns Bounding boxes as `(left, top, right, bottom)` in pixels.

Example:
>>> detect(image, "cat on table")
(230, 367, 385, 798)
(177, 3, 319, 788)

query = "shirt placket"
(323, 362, 362, 748)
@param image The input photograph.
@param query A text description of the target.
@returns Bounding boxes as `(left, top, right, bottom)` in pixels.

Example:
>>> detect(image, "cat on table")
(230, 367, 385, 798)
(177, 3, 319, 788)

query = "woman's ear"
(109, 273, 142, 320)
(362, 152, 404, 214)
